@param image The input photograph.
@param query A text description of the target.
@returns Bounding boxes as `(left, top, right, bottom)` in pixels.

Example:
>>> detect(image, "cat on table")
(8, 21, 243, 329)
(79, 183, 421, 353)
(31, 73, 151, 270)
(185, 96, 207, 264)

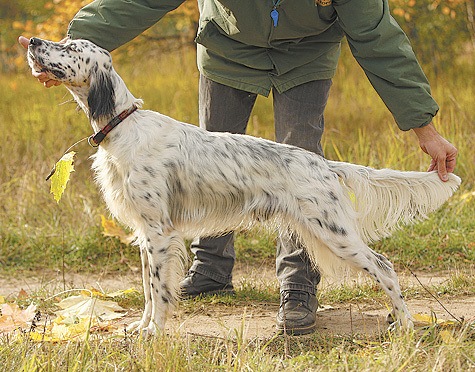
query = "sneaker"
(180, 271, 234, 298)
(276, 290, 318, 335)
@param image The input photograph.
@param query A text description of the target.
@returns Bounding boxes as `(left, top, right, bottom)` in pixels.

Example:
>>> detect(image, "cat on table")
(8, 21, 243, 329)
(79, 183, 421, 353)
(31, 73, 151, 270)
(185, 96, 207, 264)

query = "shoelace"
(280, 291, 313, 311)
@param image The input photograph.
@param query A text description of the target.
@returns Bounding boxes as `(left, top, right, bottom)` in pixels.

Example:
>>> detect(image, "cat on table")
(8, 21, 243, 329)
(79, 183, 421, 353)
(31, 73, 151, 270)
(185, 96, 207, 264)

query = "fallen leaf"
(413, 313, 457, 326)
(100, 215, 135, 245)
(80, 285, 138, 298)
(0, 296, 4, 304)
(30, 315, 103, 343)
(439, 329, 456, 344)
(50, 151, 76, 203)
(106, 288, 139, 298)
(317, 304, 334, 312)
(56, 294, 126, 321)
(81, 286, 108, 298)
(18, 289, 28, 299)
(0, 303, 37, 333)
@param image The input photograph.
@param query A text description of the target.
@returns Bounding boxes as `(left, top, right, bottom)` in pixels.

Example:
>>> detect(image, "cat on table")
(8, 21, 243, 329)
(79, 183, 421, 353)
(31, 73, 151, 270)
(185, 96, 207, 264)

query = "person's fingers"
(446, 158, 456, 174)
(32, 70, 47, 79)
(436, 156, 448, 181)
(18, 36, 29, 48)
(427, 158, 436, 172)
(44, 79, 61, 88)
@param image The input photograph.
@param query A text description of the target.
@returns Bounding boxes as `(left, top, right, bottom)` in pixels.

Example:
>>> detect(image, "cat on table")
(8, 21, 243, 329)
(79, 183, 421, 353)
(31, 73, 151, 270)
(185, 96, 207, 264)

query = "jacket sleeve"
(67, 0, 186, 52)
(333, 0, 439, 131)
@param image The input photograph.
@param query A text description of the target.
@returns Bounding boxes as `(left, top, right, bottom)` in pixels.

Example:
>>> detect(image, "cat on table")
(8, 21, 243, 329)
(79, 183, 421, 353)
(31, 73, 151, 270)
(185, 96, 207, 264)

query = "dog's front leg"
(140, 233, 182, 337)
(126, 246, 153, 332)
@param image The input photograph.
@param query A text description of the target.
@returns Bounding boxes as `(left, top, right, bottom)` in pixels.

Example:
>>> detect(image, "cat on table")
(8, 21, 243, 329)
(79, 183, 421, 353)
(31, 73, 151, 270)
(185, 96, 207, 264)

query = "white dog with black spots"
(27, 37, 461, 336)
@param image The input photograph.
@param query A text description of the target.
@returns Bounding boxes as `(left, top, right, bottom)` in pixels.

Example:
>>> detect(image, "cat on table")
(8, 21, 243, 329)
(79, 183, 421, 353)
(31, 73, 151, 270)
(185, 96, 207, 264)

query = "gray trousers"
(189, 75, 332, 295)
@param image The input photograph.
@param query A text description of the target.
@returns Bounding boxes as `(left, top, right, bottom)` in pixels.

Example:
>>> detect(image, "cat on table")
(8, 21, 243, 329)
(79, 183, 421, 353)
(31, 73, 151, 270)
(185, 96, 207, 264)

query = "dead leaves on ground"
(0, 302, 37, 333)
(0, 287, 138, 342)
(0, 217, 137, 342)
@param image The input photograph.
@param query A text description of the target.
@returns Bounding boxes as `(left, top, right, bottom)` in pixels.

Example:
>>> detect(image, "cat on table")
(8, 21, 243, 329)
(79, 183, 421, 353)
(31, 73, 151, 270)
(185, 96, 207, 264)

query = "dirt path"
(1, 264, 474, 339)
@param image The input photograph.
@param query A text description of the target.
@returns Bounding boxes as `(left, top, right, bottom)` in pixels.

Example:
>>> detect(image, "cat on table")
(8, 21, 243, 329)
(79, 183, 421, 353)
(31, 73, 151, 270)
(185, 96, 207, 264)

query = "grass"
(0, 271, 474, 371)
(0, 43, 474, 370)
(1, 327, 474, 371)
(0, 286, 474, 371)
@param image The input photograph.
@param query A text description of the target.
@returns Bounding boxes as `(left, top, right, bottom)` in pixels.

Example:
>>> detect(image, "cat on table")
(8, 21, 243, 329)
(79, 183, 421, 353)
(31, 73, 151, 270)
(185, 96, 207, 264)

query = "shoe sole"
(182, 288, 235, 299)
(275, 322, 317, 336)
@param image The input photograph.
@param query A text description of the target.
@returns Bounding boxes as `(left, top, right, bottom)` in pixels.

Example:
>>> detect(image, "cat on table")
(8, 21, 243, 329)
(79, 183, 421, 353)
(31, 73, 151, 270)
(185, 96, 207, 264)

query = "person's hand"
(18, 36, 68, 88)
(412, 123, 458, 182)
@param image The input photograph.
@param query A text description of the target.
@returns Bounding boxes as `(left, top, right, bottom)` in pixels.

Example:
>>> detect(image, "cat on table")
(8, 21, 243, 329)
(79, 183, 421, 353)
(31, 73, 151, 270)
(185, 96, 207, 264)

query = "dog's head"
(27, 37, 116, 121)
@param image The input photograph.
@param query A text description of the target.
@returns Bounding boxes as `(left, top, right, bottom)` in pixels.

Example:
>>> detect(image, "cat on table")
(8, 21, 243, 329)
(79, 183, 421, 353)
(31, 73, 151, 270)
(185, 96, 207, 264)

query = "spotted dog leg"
(296, 198, 413, 329)
(126, 246, 152, 332)
(139, 233, 183, 336)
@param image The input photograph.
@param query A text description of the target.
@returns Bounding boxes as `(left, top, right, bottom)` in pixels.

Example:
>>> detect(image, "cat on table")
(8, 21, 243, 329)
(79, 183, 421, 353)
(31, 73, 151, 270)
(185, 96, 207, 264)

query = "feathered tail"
(327, 161, 461, 243)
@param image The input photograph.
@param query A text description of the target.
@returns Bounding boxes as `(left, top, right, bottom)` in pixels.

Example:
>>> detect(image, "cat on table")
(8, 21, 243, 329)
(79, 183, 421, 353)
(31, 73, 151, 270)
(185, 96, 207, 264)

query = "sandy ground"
(1, 263, 474, 339)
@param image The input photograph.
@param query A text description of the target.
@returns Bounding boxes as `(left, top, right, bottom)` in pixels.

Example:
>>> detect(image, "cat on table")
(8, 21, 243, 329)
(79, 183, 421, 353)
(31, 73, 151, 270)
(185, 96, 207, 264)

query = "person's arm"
(333, 0, 457, 180)
(67, 0, 186, 52)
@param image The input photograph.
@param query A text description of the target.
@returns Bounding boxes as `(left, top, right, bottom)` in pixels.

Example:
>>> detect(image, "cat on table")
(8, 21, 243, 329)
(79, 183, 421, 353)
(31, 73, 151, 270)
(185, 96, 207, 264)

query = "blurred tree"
(390, 0, 474, 72)
(0, 0, 198, 71)
(0, 0, 54, 71)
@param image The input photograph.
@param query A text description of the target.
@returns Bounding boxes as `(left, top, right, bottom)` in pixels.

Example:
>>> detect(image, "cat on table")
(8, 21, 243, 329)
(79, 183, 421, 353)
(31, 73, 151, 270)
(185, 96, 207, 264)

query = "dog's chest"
(91, 149, 133, 219)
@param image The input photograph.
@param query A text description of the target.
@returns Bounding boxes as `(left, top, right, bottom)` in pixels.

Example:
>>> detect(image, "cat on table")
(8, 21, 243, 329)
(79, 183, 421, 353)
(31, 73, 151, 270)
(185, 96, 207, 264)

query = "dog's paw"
(125, 321, 162, 338)
(139, 325, 160, 339)
(125, 320, 148, 333)
(387, 317, 414, 334)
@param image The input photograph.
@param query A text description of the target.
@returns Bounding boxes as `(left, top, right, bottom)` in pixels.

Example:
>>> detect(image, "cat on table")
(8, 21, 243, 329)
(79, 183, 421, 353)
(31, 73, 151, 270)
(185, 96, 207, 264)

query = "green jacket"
(68, 0, 438, 131)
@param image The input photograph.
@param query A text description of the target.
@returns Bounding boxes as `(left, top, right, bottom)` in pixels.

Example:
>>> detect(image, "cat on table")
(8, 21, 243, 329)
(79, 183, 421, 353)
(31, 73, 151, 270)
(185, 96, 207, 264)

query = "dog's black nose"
(29, 37, 42, 46)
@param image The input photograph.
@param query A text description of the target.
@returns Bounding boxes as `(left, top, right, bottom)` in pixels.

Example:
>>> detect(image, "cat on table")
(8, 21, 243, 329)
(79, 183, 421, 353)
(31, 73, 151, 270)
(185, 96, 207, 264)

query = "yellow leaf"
(50, 152, 76, 203)
(413, 313, 436, 324)
(460, 191, 475, 202)
(12, 21, 24, 29)
(81, 286, 107, 298)
(29, 330, 62, 343)
(413, 313, 457, 326)
(80, 285, 138, 298)
(106, 288, 139, 298)
(440, 329, 456, 344)
(30, 315, 95, 342)
(100, 215, 135, 245)
(0, 296, 4, 304)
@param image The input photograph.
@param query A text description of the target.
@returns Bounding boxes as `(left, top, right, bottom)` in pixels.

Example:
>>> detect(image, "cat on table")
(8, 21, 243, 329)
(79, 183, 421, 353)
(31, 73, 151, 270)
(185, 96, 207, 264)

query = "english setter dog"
(27, 37, 461, 336)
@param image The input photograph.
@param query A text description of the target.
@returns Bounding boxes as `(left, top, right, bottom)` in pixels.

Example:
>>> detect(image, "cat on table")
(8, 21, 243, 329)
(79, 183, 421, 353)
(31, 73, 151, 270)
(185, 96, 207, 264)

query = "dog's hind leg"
(295, 198, 413, 329)
(308, 230, 412, 328)
(338, 240, 412, 328)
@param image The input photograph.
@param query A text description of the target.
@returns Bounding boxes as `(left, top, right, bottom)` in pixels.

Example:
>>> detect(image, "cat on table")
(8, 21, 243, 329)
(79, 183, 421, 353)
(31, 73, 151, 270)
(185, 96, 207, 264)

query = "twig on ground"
(407, 267, 462, 322)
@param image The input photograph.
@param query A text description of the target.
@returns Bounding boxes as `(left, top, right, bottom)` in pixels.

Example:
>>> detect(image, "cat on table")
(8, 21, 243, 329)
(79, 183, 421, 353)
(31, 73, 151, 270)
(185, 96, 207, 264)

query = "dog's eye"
(66, 44, 77, 52)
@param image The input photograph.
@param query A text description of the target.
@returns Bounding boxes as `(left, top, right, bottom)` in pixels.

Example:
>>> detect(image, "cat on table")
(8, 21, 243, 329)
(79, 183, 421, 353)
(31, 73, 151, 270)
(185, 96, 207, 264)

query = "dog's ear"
(87, 63, 115, 121)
